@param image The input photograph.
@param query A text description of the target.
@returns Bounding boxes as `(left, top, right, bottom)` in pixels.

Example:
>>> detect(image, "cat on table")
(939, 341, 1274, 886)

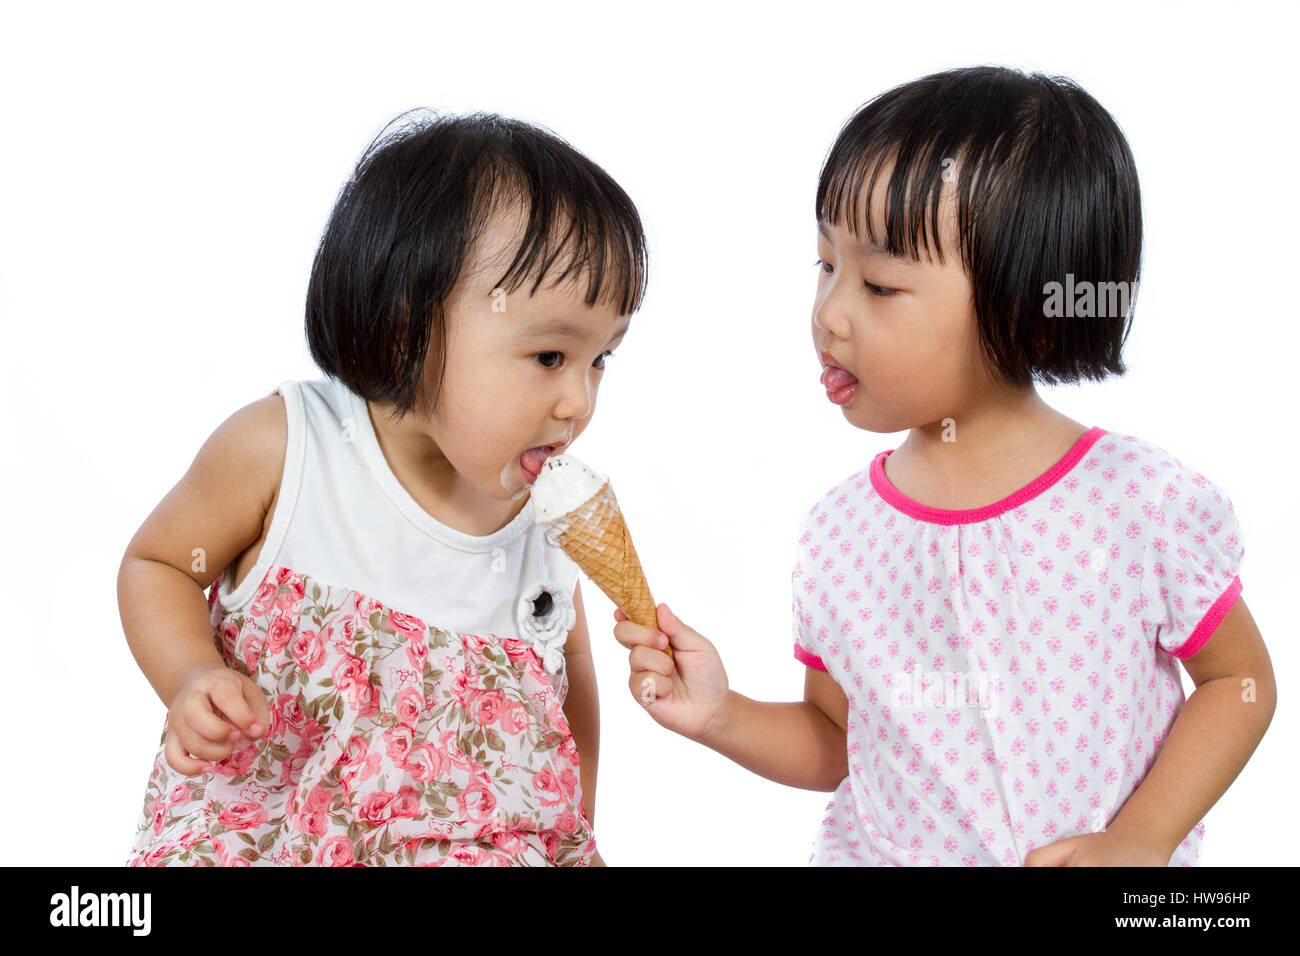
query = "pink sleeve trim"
(794, 643, 827, 670)
(1169, 575, 1243, 659)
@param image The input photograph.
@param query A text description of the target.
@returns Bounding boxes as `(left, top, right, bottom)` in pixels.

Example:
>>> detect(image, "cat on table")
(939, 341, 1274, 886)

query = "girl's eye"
(815, 259, 894, 297)
(534, 351, 615, 370)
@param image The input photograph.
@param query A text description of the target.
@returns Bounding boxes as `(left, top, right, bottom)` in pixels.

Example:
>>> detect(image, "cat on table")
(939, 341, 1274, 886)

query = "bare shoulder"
(211, 391, 287, 491)
(121, 390, 288, 586)
(186, 390, 288, 517)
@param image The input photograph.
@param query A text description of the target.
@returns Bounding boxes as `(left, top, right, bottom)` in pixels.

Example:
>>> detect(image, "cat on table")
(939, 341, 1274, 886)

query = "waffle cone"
(544, 479, 670, 659)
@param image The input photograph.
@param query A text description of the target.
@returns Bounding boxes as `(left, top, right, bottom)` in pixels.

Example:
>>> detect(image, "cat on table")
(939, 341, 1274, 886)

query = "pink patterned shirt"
(791, 427, 1244, 866)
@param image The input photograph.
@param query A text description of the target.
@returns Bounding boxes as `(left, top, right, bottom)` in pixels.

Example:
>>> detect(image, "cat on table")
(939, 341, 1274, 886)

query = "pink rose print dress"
(128, 378, 595, 866)
(791, 428, 1245, 866)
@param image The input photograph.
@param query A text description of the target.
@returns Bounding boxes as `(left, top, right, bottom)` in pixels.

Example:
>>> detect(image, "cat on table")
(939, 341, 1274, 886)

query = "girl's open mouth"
(519, 445, 561, 483)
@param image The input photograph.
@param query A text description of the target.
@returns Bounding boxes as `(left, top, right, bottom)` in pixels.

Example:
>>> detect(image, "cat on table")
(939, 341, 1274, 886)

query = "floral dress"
(127, 378, 594, 866)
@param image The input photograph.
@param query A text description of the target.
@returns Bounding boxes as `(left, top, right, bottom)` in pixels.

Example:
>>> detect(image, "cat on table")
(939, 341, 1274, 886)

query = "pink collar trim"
(868, 426, 1107, 525)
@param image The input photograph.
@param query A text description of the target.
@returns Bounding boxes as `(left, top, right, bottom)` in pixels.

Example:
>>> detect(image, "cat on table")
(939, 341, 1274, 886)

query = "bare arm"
(700, 666, 849, 792)
(117, 393, 286, 709)
(1104, 597, 1277, 858)
(562, 582, 605, 864)
(562, 581, 600, 828)
(617, 602, 850, 794)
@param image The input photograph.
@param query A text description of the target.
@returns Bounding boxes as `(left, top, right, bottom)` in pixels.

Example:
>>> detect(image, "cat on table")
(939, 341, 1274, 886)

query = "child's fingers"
(653, 604, 708, 653)
(168, 723, 232, 763)
(612, 619, 668, 651)
(629, 644, 675, 678)
(629, 670, 671, 706)
(238, 678, 270, 738)
(613, 609, 627, 622)
(211, 680, 262, 738)
(1023, 841, 1073, 867)
(185, 696, 239, 743)
(164, 732, 212, 776)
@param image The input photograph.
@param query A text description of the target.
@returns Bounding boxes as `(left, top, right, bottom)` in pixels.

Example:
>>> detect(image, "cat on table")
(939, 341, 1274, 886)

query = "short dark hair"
(306, 109, 649, 419)
(816, 65, 1142, 388)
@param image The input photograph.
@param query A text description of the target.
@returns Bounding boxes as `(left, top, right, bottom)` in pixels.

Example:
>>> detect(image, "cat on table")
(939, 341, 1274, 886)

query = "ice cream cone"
(536, 469, 670, 659)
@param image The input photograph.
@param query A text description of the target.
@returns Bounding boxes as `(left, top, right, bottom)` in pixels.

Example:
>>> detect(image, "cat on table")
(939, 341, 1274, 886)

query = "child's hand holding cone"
(612, 603, 730, 743)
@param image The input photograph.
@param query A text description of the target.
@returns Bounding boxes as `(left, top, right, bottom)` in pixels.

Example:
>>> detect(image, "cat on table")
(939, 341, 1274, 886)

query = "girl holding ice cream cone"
(617, 65, 1275, 866)
(120, 109, 647, 866)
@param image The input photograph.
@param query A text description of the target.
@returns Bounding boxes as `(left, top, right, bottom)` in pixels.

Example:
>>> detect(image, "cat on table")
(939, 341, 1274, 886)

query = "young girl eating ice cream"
(120, 109, 647, 866)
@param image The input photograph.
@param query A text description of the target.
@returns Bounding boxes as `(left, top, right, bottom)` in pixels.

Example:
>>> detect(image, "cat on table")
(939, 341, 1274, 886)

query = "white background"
(1, 0, 1295, 866)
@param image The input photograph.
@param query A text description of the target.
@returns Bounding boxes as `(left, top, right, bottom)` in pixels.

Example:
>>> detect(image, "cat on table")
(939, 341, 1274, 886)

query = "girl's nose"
(813, 267, 855, 343)
(554, 368, 595, 422)
(812, 302, 851, 347)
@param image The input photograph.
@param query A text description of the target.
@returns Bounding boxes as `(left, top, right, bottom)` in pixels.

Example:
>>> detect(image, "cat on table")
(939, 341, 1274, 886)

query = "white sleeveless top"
(217, 377, 582, 675)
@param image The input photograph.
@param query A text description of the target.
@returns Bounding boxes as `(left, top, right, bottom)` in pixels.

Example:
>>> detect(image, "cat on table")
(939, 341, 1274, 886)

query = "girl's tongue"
(520, 446, 554, 479)
(820, 365, 858, 391)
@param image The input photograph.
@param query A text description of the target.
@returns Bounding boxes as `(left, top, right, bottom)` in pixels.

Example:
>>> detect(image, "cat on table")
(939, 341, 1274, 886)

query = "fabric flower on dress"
(515, 580, 576, 676)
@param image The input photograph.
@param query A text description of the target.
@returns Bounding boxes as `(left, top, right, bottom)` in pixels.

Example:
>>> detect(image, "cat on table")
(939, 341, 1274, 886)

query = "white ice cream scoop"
(530, 453, 607, 524)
